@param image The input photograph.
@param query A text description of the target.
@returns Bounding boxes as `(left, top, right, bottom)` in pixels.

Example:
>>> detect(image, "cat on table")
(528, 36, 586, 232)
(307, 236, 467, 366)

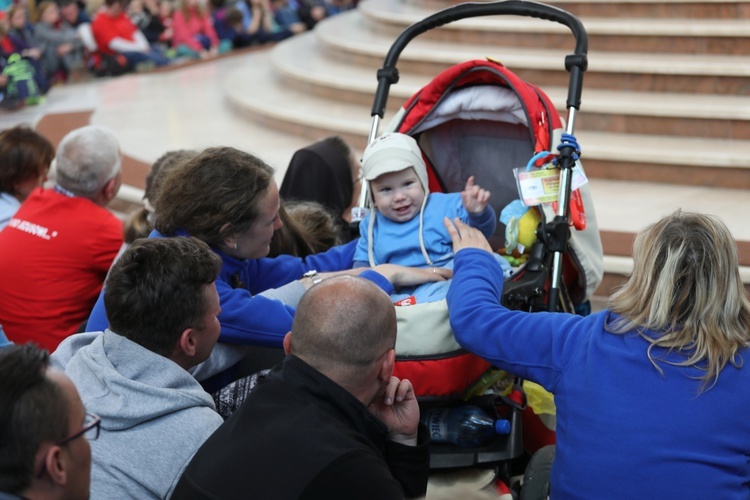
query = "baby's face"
(370, 167, 425, 223)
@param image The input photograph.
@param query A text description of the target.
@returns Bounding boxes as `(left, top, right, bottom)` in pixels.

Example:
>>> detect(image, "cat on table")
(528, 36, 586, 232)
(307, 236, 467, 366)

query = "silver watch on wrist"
(303, 270, 323, 285)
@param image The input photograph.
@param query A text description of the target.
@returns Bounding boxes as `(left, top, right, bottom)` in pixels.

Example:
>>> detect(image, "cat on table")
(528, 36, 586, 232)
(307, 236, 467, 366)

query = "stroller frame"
(360, 0, 589, 313)
(355, 1, 592, 493)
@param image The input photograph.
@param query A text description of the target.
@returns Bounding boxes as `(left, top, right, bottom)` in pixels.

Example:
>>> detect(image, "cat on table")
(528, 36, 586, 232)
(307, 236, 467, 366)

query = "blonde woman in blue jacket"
(445, 211, 750, 499)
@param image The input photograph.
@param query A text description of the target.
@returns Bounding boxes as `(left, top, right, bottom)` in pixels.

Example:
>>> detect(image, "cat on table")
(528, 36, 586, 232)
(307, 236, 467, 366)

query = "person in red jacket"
(91, 0, 169, 71)
(0, 125, 124, 352)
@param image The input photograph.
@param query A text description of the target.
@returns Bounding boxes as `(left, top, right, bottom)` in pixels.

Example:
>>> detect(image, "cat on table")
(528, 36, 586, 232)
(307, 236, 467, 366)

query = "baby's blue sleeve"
(449, 193, 496, 239)
(467, 204, 497, 239)
(352, 213, 371, 265)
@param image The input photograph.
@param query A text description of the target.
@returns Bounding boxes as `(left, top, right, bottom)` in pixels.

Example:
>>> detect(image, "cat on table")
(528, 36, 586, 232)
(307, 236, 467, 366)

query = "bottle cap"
(494, 419, 511, 435)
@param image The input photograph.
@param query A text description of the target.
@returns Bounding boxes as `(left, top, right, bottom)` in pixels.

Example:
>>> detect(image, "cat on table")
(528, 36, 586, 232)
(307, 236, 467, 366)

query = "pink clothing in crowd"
(171, 7, 219, 52)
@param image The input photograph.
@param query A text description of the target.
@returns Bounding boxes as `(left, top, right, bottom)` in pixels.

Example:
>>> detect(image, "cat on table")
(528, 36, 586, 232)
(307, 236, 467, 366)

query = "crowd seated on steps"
(0, 0, 356, 109)
(0, 124, 443, 498)
(2, 119, 750, 499)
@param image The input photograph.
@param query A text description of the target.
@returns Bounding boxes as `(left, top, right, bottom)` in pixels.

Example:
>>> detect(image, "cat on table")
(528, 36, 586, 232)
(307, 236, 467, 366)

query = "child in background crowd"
(234, 0, 292, 46)
(128, 0, 166, 45)
(33, 1, 84, 82)
(212, 5, 243, 49)
(269, 0, 305, 35)
(7, 5, 42, 62)
(172, 0, 226, 59)
(157, 0, 175, 49)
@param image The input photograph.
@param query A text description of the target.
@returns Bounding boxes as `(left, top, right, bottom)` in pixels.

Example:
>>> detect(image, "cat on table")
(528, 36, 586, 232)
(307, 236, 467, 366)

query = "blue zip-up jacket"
(448, 248, 750, 499)
(354, 192, 496, 267)
(86, 231, 393, 347)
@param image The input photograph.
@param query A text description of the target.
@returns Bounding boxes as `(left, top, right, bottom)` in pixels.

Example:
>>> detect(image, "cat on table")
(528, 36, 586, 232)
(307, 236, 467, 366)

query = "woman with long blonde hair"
(607, 211, 750, 391)
(446, 210, 750, 498)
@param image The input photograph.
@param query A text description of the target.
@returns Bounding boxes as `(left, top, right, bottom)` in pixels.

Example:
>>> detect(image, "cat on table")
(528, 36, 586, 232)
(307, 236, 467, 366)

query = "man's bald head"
(290, 276, 396, 375)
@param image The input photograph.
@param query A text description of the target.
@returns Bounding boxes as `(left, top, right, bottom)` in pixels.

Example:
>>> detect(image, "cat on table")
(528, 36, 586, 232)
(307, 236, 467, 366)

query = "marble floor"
(1, 50, 748, 271)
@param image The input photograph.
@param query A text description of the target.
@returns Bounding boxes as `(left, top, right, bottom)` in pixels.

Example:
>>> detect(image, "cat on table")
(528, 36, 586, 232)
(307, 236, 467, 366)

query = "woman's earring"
(233, 243, 238, 250)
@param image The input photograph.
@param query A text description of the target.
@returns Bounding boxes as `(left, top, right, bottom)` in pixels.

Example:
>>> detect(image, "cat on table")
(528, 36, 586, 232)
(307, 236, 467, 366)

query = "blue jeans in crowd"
(122, 49, 170, 69)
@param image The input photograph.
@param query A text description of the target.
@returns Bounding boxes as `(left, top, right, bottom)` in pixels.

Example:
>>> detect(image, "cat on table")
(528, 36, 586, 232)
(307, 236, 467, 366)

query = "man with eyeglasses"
(173, 275, 430, 499)
(0, 343, 97, 500)
(50, 237, 227, 499)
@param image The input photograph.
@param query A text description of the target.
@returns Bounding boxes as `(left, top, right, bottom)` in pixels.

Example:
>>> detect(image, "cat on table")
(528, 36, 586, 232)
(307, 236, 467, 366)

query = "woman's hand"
(444, 217, 493, 254)
(372, 263, 451, 288)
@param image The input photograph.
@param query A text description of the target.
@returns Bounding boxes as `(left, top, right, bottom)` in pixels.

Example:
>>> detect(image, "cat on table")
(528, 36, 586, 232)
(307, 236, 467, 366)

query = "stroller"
(353, 0, 603, 495)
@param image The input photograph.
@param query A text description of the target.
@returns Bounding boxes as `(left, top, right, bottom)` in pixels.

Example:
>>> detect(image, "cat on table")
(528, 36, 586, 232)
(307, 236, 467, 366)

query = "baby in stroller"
(352, 132, 511, 304)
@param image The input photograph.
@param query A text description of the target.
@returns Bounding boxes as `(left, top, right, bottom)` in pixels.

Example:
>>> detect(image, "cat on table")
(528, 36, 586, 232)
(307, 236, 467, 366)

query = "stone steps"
(410, 0, 750, 20)
(230, 49, 750, 189)
(361, 0, 750, 54)
(316, 11, 750, 95)
(271, 35, 750, 141)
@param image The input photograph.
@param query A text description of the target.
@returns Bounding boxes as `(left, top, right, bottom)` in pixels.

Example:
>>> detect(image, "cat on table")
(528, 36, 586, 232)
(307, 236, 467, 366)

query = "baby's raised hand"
(461, 176, 490, 214)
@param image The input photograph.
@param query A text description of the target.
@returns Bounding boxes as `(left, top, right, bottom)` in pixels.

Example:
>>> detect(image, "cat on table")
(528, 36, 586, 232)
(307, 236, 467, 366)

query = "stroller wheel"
(520, 445, 554, 500)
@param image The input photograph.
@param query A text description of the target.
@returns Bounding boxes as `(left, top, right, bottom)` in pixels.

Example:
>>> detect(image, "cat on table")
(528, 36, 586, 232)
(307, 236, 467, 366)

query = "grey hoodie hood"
(54, 330, 216, 430)
(51, 330, 223, 499)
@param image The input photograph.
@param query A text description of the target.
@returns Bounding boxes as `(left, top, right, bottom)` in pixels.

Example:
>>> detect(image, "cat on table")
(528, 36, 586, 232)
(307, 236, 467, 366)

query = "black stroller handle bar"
(371, 0, 588, 120)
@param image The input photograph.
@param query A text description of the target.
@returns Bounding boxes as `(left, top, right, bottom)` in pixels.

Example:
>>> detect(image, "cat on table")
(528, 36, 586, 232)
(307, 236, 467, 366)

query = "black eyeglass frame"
(35, 412, 101, 478)
(58, 412, 101, 446)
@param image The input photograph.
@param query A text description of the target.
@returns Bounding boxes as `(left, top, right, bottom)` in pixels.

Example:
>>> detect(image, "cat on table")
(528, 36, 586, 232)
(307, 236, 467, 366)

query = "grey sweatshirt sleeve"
(255, 279, 307, 308)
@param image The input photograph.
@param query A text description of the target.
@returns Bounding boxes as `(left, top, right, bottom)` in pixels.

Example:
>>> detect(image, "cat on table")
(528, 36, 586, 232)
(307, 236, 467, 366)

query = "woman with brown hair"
(0, 125, 54, 230)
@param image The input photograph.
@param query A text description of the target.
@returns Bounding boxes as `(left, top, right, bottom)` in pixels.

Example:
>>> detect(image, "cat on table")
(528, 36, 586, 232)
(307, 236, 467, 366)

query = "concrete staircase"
(221, 0, 750, 294)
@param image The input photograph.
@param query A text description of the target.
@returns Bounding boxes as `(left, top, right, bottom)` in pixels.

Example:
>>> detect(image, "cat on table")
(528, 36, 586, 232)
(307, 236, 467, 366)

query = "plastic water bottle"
(423, 405, 511, 447)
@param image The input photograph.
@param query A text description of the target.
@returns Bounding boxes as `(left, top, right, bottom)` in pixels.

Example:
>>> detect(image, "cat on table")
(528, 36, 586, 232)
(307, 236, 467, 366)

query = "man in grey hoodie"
(51, 236, 225, 499)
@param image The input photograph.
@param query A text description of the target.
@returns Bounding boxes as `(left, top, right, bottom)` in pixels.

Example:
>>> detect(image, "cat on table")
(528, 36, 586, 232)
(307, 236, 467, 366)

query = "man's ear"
(282, 332, 292, 355)
(43, 445, 68, 486)
(178, 328, 197, 357)
(102, 175, 119, 202)
(377, 348, 395, 383)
